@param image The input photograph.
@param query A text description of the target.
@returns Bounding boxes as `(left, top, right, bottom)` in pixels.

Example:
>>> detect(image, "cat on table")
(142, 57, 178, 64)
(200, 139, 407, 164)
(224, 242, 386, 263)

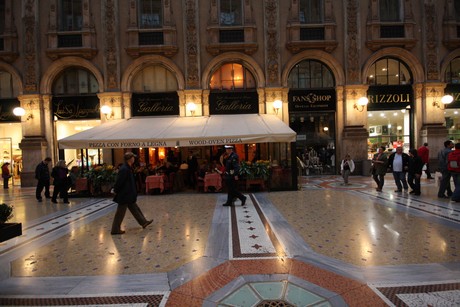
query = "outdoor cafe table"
(145, 175, 164, 193)
(204, 173, 222, 192)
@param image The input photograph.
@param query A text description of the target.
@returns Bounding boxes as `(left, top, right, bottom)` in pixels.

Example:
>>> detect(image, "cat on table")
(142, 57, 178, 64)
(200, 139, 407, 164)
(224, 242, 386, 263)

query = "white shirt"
(393, 154, 403, 172)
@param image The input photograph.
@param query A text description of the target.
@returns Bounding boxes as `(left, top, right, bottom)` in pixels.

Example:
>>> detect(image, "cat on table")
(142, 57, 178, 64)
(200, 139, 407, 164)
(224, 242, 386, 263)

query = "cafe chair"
(195, 171, 205, 192)
(163, 172, 175, 193)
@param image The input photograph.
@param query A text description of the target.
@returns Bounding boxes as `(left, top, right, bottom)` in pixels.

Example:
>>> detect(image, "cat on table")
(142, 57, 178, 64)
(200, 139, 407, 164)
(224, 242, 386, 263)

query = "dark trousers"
(372, 173, 385, 189)
(52, 183, 68, 202)
(392, 171, 408, 191)
(451, 173, 460, 201)
(424, 163, 433, 178)
(111, 202, 148, 232)
(224, 176, 245, 204)
(36, 179, 50, 200)
(407, 173, 421, 194)
(3, 177, 9, 188)
(438, 170, 452, 197)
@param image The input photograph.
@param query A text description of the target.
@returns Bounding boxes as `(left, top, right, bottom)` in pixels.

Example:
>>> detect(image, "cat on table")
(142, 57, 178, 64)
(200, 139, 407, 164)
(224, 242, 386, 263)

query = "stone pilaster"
(342, 85, 370, 174)
(103, 0, 120, 90)
(264, 0, 280, 86)
(184, 0, 200, 88)
(17, 94, 50, 187)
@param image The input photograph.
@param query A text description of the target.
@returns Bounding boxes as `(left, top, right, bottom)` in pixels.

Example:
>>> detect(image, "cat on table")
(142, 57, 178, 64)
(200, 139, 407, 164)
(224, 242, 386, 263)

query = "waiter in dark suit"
(222, 145, 247, 206)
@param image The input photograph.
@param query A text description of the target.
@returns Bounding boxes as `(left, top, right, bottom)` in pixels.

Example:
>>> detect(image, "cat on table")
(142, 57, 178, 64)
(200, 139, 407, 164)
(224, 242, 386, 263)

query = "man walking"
(438, 140, 454, 198)
(111, 152, 153, 235)
(387, 146, 410, 192)
(35, 157, 52, 202)
(222, 145, 247, 206)
(417, 142, 433, 179)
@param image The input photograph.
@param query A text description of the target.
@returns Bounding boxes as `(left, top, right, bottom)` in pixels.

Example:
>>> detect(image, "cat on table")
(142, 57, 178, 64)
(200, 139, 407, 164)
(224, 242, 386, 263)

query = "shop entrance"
(290, 112, 336, 175)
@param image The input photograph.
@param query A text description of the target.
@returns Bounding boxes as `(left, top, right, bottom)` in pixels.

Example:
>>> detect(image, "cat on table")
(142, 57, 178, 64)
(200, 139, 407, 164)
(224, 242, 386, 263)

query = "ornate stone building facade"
(1, 0, 460, 187)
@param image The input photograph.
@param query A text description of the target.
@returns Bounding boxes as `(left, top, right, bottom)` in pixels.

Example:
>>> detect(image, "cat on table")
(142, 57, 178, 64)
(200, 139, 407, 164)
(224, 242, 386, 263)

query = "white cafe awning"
(58, 114, 296, 149)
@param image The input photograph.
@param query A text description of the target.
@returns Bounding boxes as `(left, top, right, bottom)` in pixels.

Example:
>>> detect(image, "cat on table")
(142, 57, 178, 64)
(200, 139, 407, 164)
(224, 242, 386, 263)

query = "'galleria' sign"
(131, 92, 179, 116)
(209, 91, 258, 114)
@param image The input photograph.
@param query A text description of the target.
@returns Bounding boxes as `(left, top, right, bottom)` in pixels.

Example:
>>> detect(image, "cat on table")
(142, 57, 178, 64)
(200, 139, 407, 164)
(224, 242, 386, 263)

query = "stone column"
(420, 83, 449, 169)
(341, 86, 370, 175)
(97, 93, 123, 165)
(17, 95, 50, 187)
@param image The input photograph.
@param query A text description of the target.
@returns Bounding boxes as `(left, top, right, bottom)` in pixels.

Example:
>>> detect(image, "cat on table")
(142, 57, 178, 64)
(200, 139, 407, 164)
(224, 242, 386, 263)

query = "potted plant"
(239, 160, 270, 180)
(239, 160, 270, 191)
(0, 203, 22, 242)
(84, 164, 118, 195)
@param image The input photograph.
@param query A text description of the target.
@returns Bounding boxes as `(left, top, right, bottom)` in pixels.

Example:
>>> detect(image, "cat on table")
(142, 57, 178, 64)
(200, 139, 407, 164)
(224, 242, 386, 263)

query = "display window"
(366, 57, 414, 157)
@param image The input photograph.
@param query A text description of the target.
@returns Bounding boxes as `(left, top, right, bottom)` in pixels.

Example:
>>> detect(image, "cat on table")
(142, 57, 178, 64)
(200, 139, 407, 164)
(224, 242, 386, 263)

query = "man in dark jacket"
(387, 146, 410, 192)
(111, 152, 153, 235)
(408, 149, 424, 195)
(438, 140, 454, 198)
(35, 157, 52, 202)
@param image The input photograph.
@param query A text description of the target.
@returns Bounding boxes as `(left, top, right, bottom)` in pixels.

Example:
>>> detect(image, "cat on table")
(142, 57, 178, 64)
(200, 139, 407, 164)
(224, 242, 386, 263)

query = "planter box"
(0, 222, 22, 242)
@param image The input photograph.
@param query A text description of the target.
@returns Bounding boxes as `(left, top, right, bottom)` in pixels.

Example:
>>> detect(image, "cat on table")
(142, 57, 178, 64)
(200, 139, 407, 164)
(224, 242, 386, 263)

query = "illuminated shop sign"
(367, 85, 413, 111)
(209, 91, 259, 115)
(53, 96, 100, 119)
(131, 92, 179, 116)
(288, 89, 336, 111)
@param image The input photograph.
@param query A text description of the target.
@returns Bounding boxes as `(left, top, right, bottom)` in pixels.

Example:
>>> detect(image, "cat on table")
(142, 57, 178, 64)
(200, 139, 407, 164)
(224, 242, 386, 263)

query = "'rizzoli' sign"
(366, 85, 413, 111)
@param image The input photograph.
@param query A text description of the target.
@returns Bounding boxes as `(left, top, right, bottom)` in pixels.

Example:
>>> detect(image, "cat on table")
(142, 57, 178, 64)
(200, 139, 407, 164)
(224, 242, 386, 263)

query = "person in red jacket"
(448, 143, 460, 201)
(1, 162, 11, 189)
(417, 143, 433, 179)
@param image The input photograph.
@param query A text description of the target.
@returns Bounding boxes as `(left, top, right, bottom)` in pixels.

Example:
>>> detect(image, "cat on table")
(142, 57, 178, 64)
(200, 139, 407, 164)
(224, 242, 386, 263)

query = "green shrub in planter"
(0, 203, 13, 223)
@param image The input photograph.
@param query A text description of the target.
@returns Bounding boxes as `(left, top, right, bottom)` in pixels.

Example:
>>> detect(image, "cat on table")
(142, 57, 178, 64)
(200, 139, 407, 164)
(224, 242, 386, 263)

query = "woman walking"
(340, 154, 355, 185)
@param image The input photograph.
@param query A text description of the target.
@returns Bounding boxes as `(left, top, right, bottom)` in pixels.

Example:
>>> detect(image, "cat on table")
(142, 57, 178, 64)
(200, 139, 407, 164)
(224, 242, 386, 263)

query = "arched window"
(288, 60, 334, 89)
(132, 65, 178, 93)
(59, 0, 82, 31)
(299, 0, 323, 24)
(53, 68, 99, 95)
(366, 57, 412, 86)
(445, 57, 460, 84)
(380, 0, 402, 22)
(0, 0, 5, 34)
(139, 0, 162, 29)
(209, 63, 256, 91)
(0, 71, 18, 98)
(219, 0, 242, 26)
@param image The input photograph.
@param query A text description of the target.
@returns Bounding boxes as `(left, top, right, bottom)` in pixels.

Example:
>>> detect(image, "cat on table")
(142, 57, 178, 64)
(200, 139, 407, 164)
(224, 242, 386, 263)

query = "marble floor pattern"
(0, 175, 458, 306)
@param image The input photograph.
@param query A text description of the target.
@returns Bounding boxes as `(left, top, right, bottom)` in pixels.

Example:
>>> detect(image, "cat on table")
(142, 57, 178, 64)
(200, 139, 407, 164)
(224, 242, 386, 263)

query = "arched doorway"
(365, 57, 414, 157)
(53, 67, 101, 168)
(287, 59, 337, 176)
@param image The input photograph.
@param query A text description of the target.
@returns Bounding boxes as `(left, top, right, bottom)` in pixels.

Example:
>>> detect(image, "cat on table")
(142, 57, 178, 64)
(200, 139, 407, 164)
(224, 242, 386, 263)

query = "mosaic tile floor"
(0, 175, 459, 306)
